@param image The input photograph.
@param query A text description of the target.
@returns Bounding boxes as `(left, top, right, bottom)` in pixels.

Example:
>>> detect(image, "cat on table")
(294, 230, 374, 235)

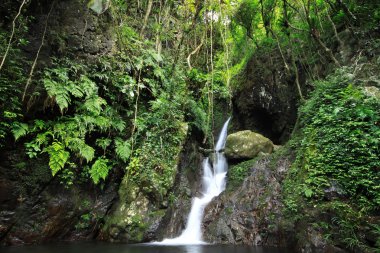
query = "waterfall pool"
(0, 243, 291, 253)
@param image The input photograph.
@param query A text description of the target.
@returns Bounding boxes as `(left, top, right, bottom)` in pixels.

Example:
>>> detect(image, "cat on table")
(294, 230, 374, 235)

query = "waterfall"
(158, 117, 231, 245)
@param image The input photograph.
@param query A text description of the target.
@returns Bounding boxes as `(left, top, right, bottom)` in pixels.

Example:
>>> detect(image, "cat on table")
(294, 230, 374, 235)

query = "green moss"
(282, 66, 380, 251)
(227, 157, 259, 190)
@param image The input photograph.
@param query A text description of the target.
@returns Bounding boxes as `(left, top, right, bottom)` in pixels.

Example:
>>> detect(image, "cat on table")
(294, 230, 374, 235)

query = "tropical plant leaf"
(84, 96, 107, 115)
(68, 82, 84, 98)
(115, 138, 131, 162)
(89, 157, 110, 184)
(44, 77, 72, 112)
(96, 138, 112, 150)
(111, 118, 126, 132)
(46, 141, 70, 176)
(11, 122, 29, 140)
(67, 137, 94, 162)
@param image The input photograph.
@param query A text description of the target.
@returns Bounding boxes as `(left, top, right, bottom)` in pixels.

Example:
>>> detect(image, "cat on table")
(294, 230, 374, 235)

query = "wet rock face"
(0, 1, 119, 245)
(0, 146, 120, 246)
(224, 130, 274, 160)
(154, 137, 205, 241)
(99, 134, 204, 243)
(232, 49, 300, 144)
(203, 155, 295, 247)
(99, 179, 168, 243)
(26, 0, 115, 58)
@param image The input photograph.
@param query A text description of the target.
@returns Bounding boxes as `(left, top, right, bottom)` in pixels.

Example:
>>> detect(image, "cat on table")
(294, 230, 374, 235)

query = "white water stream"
(157, 117, 231, 245)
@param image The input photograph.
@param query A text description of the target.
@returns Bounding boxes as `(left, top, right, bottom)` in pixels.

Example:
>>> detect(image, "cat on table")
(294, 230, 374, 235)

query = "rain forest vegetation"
(0, 0, 380, 250)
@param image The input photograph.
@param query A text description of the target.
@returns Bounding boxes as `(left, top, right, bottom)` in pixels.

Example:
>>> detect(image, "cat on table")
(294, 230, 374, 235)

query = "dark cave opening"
(233, 106, 291, 145)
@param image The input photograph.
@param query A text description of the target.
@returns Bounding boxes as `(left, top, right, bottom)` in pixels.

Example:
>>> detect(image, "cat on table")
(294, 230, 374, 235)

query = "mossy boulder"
(225, 130, 274, 160)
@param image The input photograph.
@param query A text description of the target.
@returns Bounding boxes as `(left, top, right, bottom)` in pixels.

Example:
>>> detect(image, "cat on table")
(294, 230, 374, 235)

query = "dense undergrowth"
(283, 66, 380, 251)
(1, 0, 380, 249)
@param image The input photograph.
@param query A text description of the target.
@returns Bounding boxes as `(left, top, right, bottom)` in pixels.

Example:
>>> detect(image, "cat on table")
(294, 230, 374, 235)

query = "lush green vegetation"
(1, 0, 380, 249)
(283, 67, 380, 251)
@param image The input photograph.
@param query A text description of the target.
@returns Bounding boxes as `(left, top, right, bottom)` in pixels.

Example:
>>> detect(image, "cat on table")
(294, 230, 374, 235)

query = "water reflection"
(183, 245, 203, 253)
(0, 243, 290, 253)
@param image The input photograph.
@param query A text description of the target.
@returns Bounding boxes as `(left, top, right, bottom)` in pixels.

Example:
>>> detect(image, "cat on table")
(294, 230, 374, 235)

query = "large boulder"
(225, 130, 274, 160)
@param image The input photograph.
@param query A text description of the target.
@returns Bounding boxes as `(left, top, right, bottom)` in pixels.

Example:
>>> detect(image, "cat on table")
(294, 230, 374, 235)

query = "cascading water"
(157, 117, 231, 245)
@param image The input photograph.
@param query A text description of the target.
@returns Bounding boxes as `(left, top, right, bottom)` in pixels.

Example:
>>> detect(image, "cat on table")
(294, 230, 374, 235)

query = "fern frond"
(93, 115, 111, 131)
(55, 90, 71, 112)
(68, 81, 84, 98)
(114, 138, 131, 162)
(96, 138, 111, 150)
(12, 122, 28, 141)
(80, 75, 98, 98)
(84, 96, 107, 115)
(111, 118, 126, 132)
(67, 137, 94, 162)
(35, 132, 51, 146)
(45, 141, 70, 176)
(33, 119, 47, 131)
(44, 78, 71, 112)
(78, 142, 95, 162)
(90, 157, 110, 184)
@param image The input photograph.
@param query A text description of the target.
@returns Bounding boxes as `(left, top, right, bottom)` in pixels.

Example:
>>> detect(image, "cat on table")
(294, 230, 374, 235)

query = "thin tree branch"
(23, 1, 56, 102)
(326, 11, 343, 47)
(140, 0, 153, 36)
(186, 42, 203, 70)
(0, 0, 28, 72)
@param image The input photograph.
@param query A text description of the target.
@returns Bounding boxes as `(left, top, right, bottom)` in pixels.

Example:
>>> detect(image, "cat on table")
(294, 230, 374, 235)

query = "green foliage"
(45, 141, 70, 176)
(297, 68, 380, 208)
(114, 138, 131, 162)
(16, 58, 128, 184)
(283, 67, 380, 251)
(227, 158, 257, 189)
(75, 213, 92, 230)
(90, 157, 110, 184)
(43, 66, 101, 113)
(126, 90, 188, 198)
(11, 122, 28, 141)
(68, 137, 95, 162)
(232, 0, 259, 39)
(0, 25, 29, 147)
(7, 38, 201, 192)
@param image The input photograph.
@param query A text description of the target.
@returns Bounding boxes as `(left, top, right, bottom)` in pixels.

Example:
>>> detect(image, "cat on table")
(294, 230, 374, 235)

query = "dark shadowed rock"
(203, 154, 294, 247)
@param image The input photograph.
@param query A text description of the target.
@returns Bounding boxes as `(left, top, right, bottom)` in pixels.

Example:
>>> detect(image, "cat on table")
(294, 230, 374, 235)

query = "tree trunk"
(140, 0, 154, 36)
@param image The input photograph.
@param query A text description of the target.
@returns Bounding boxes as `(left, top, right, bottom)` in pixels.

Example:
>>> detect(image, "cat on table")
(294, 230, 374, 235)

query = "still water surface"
(1, 243, 291, 253)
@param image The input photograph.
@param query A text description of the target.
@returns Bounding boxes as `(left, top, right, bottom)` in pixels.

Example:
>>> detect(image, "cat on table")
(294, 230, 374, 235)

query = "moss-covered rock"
(203, 150, 295, 247)
(225, 130, 274, 160)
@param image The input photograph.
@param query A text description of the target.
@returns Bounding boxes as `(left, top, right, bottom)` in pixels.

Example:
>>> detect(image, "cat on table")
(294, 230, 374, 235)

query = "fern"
(78, 143, 94, 162)
(55, 89, 71, 112)
(44, 69, 93, 113)
(115, 138, 131, 162)
(44, 78, 71, 112)
(112, 119, 126, 132)
(45, 141, 70, 176)
(79, 75, 98, 98)
(67, 137, 95, 162)
(103, 107, 126, 132)
(93, 115, 111, 131)
(96, 138, 111, 151)
(68, 81, 84, 98)
(90, 157, 110, 184)
(35, 131, 52, 145)
(32, 119, 47, 131)
(11, 122, 28, 140)
(84, 96, 107, 115)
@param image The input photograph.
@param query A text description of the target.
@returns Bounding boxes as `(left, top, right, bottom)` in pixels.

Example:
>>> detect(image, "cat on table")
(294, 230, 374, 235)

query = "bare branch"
(187, 42, 203, 70)
(0, 0, 28, 72)
(140, 0, 154, 36)
(23, 1, 55, 102)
